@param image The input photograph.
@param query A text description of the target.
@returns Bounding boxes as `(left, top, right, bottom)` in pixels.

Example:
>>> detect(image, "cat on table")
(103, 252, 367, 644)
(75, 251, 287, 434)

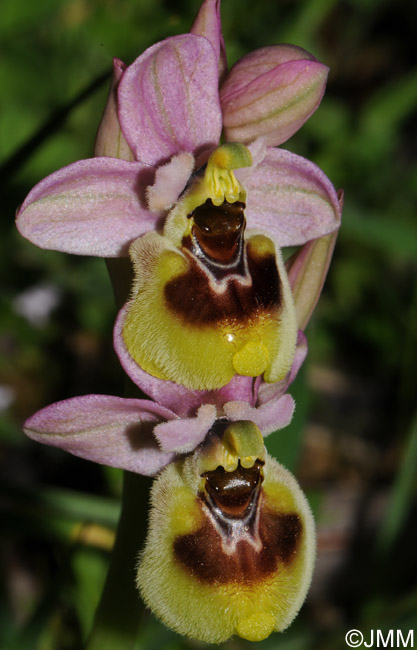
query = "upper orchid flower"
(120, 142, 299, 389)
(16, 0, 340, 260)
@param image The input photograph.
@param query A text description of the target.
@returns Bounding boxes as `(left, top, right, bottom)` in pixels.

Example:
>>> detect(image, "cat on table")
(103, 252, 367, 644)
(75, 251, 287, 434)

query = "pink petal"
(286, 232, 339, 331)
(154, 404, 217, 453)
(190, 0, 227, 82)
(118, 35, 222, 167)
(221, 46, 328, 146)
(23, 395, 176, 475)
(16, 158, 160, 257)
(223, 393, 295, 435)
(94, 58, 135, 160)
(146, 152, 194, 212)
(241, 147, 341, 246)
(113, 306, 257, 417)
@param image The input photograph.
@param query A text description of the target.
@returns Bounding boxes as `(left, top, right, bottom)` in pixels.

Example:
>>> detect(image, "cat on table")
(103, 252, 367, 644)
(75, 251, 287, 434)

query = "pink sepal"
(118, 35, 222, 166)
(23, 394, 176, 475)
(94, 58, 134, 160)
(241, 147, 341, 246)
(190, 0, 227, 81)
(221, 45, 328, 146)
(16, 157, 160, 257)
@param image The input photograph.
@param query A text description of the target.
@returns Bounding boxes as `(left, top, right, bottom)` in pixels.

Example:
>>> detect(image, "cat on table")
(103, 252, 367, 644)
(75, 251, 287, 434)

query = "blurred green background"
(1, 0, 417, 648)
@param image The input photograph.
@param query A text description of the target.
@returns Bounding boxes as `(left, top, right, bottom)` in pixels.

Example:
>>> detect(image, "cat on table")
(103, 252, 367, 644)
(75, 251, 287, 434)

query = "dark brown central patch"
(164, 228, 282, 326)
(203, 461, 263, 519)
(191, 199, 245, 264)
(173, 505, 302, 585)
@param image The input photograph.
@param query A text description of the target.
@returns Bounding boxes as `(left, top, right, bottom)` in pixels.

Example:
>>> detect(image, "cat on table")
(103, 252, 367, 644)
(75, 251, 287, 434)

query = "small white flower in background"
(13, 284, 61, 327)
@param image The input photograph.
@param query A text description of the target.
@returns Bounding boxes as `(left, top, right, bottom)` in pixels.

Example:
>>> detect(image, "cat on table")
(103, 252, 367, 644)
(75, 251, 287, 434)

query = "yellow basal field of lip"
(136, 422, 316, 643)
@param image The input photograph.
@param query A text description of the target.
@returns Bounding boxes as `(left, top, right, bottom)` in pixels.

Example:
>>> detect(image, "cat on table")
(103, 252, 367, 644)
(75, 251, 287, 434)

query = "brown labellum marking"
(173, 501, 302, 585)
(203, 460, 264, 519)
(190, 199, 245, 265)
(164, 234, 282, 326)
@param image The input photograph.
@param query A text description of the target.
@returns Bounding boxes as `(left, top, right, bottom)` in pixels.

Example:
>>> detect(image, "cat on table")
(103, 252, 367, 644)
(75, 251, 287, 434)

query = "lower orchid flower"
(137, 419, 315, 643)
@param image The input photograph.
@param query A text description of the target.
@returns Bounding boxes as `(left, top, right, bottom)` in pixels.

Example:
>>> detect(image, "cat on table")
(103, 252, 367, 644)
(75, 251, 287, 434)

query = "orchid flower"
(16, 0, 340, 393)
(137, 420, 315, 643)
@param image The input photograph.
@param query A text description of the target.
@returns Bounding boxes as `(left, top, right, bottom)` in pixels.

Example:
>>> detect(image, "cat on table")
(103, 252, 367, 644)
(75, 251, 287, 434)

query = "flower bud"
(286, 231, 339, 331)
(220, 44, 329, 146)
(94, 58, 134, 160)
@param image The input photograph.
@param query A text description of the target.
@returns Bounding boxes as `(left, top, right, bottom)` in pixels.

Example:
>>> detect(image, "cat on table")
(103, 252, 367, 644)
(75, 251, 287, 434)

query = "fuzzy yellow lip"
(136, 422, 316, 644)
(123, 226, 297, 389)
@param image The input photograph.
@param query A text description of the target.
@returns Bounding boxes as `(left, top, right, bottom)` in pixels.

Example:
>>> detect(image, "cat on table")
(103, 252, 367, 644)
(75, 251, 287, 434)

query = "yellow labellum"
(136, 421, 316, 644)
(123, 229, 296, 389)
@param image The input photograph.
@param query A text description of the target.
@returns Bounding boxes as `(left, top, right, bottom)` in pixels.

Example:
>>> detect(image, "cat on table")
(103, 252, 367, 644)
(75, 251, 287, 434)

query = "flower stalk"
(85, 472, 151, 650)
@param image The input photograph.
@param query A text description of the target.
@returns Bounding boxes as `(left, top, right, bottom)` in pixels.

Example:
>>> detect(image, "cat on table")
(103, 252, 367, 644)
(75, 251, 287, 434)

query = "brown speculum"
(189, 199, 245, 265)
(173, 460, 302, 584)
(202, 460, 264, 520)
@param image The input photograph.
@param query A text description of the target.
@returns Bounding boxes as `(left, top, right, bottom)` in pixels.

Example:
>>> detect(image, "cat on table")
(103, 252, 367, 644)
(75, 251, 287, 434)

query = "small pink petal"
(16, 158, 159, 257)
(94, 58, 135, 161)
(190, 0, 227, 82)
(113, 306, 256, 417)
(286, 232, 339, 331)
(241, 147, 341, 246)
(154, 404, 217, 453)
(223, 393, 295, 436)
(221, 45, 328, 146)
(118, 35, 222, 166)
(146, 152, 194, 212)
(24, 395, 176, 475)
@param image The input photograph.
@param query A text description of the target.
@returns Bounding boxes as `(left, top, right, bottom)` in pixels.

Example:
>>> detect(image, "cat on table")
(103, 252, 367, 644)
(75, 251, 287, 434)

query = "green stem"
(85, 471, 152, 650)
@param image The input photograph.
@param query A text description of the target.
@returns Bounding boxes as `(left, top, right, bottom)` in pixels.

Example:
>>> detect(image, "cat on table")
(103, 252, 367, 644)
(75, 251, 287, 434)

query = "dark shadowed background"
(1, 0, 417, 648)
